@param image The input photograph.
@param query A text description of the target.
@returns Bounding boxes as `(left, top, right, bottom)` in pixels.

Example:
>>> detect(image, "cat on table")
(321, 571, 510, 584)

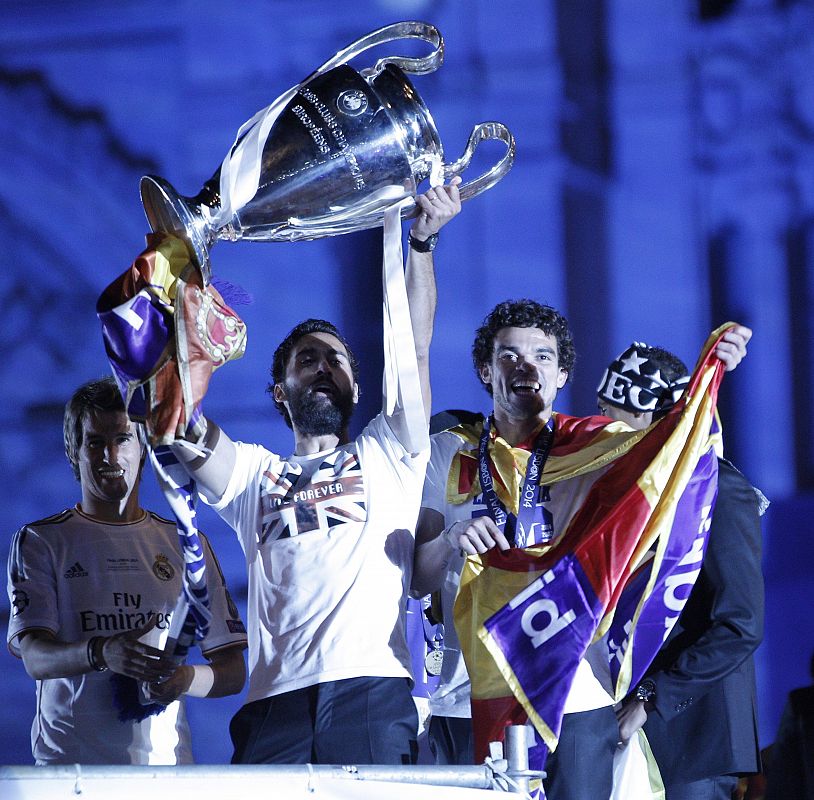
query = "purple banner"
(482, 557, 601, 740)
(98, 291, 170, 384)
(607, 450, 719, 690)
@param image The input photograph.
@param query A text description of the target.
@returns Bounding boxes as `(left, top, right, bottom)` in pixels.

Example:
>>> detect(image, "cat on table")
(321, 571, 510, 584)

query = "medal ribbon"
(478, 416, 554, 547)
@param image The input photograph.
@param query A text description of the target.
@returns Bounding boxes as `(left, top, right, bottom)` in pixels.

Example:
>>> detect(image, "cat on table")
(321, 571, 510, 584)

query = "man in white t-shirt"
(6, 377, 247, 765)
(412, 300, 752, 798)
(172, 181, 462, 764)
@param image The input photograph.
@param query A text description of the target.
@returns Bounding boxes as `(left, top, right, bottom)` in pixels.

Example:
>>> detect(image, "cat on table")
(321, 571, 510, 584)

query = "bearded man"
(169, 181, 462, 765)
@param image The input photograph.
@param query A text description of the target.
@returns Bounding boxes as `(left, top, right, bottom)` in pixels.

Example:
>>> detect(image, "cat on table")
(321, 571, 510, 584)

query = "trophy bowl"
(140, 21, 515, 283)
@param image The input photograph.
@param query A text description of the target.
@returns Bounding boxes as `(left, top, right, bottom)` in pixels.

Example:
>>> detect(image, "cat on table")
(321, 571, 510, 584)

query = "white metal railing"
(0, 725, 545, 799)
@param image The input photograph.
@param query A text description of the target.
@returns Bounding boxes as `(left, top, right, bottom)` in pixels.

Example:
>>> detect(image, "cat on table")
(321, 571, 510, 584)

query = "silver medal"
(425, 647, 444, 677)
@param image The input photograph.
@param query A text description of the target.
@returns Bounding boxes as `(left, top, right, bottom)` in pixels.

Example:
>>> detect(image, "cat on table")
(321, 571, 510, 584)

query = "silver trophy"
(140, 21, 515, 283)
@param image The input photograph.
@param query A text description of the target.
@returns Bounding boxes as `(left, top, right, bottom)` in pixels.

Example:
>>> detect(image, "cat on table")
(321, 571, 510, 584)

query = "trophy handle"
(311, 20, 444, 79)
(442, 122, 516, 203)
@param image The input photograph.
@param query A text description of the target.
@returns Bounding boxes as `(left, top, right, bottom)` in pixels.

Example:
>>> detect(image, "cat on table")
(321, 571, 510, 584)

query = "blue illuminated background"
(1, 0, 812, 765)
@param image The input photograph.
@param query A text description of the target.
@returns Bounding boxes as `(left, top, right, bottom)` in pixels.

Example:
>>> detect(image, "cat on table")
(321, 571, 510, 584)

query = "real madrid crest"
(152, 553, 175, 582)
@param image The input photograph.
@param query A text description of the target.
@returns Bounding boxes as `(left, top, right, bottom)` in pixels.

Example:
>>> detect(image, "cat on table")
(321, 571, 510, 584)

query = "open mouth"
(98, 468, 125, 479)
(511, 381, 541, 396)
(310, 381, 337, 399)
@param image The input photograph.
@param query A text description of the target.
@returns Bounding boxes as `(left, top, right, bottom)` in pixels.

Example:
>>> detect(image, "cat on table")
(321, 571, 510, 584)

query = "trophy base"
(140, 175, 212, 284)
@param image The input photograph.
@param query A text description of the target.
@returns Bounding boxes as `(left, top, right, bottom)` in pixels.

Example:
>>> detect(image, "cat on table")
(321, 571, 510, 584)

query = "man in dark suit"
(765, 651, 814, 800)
(598, 342, 765, 800)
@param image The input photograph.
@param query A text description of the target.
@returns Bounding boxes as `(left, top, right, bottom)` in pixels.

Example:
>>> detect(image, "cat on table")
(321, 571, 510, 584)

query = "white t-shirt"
(421, 428, 615, 719)
(205, 412, 428, 703)
(6, 506, 247, 765)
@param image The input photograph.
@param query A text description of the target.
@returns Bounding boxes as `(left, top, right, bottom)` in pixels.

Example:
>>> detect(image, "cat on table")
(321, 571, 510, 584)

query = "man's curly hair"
(267, 318, 360, 428)
(471, 300, 576, 395)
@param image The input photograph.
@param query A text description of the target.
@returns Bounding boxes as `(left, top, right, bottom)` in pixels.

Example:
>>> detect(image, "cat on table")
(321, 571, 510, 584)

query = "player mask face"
(278, 332, 358, 437)
(481, 326, 568, 424)
(77, 410, 144, 507)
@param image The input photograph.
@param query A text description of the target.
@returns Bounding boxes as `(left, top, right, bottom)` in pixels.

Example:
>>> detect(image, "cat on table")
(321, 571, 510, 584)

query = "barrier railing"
(0, 725, 545, 799)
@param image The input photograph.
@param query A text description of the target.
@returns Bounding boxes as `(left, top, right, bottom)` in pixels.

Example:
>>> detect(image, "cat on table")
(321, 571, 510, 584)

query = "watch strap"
(408, 232, 439, 253)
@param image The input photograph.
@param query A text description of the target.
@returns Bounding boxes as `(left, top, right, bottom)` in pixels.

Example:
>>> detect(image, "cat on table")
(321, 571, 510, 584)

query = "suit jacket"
(643, 458, 764, 784)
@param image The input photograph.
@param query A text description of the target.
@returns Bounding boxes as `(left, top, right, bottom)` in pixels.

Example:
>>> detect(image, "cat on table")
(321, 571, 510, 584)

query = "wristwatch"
(634, 678, 656, 704)
(408, 232, 439, 253)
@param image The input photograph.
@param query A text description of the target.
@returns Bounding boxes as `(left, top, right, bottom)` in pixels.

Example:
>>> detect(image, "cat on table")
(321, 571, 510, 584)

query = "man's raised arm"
(405, 177, 462, 421)
(170, 419, 237, 503)
(384, 179, 461, 454)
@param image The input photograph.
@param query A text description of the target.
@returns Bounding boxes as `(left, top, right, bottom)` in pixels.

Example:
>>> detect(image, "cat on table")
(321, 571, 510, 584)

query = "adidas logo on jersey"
(64, 562, 88, 579)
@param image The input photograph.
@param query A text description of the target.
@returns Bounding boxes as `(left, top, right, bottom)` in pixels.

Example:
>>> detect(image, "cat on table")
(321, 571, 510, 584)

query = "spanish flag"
(454, 325, 731, 779)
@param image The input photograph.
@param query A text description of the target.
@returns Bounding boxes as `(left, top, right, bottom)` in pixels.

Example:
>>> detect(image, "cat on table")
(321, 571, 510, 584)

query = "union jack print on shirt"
(259, 449, 367, 543)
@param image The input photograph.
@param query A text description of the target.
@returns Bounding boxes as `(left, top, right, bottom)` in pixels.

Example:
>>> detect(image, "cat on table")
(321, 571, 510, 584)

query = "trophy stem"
(140, 175, 216, 284)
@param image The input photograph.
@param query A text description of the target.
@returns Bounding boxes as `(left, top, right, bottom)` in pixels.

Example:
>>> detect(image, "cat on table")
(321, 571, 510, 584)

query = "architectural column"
(605, 4, 702, 367)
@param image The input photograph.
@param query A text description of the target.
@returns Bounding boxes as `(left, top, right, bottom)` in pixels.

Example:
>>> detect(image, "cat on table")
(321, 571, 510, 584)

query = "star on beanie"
(596, 343, 689, 414)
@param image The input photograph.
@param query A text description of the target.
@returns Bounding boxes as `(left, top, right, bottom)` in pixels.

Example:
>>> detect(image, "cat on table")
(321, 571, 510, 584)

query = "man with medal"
(412, 299, 752, 797)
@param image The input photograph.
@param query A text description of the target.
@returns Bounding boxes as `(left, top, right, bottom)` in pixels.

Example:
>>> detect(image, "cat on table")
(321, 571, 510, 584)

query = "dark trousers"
(665, 775, 739, 800)
(544, 706, 618, 800)
(230, 676, 418, 765)
(428, 715, 475, 765)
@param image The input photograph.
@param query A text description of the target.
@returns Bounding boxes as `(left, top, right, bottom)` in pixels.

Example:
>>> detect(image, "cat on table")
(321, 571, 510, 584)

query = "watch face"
(635, 680, 656, 702)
